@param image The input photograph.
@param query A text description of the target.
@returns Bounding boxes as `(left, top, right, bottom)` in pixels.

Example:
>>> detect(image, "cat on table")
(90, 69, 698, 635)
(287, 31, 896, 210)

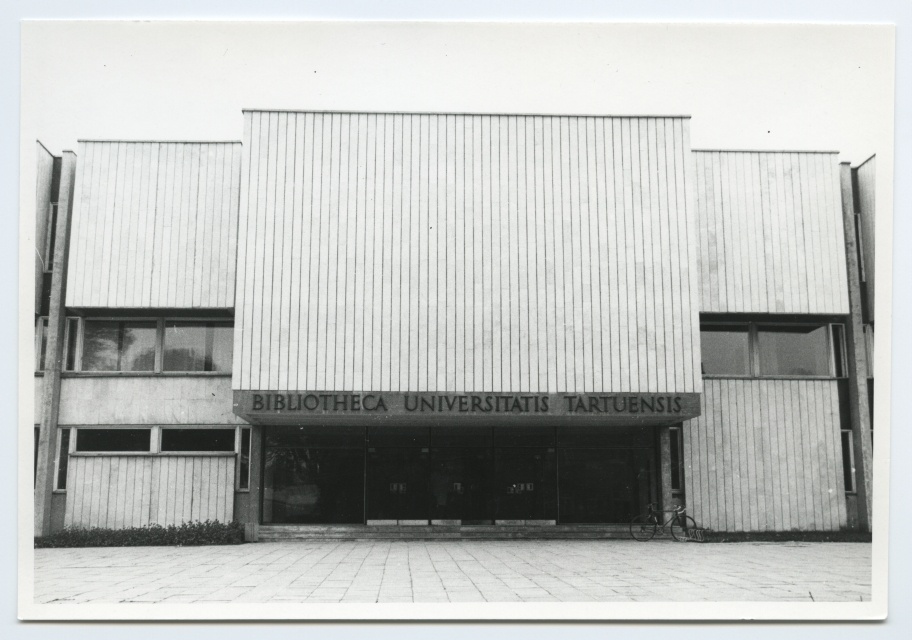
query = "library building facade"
(33, 111, 876, 539)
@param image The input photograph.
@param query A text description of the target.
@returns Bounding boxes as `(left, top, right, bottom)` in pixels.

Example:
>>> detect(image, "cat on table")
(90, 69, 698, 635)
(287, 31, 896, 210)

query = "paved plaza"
(34, 540, 871, 604)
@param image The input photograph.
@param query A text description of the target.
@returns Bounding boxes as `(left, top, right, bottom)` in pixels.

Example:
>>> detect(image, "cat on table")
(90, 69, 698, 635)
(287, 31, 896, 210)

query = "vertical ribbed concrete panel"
(694, 151, 850, 314)
(233, 111, 703, 393)
(64, 455, 236, 528)
(65, 141, 242, 308)
(683, 379, 847, 532)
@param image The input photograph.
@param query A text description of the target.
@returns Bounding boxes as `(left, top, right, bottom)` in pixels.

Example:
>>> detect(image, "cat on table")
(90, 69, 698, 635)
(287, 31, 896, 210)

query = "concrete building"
(33, 111, 875, 539)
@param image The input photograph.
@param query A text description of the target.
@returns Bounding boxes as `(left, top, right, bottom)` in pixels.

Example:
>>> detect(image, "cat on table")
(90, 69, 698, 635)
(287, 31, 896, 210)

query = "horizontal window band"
(70, 452, 238, 457)
(703, 375, 842, 381)
(60, 372, 232, 378)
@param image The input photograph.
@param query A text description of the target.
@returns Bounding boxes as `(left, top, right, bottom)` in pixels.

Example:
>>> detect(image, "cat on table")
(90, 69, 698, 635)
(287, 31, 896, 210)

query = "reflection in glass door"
(429, 448, 493, 523)
(262, 447, 364, 524)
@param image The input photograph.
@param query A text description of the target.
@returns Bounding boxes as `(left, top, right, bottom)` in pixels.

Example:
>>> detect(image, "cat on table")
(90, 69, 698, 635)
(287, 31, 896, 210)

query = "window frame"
(755, 322, 837, 379)
(69, 425, 244, 459)
(77, 317, 161, 374)
(699, 321, 754, 379)
(700, 317, 846, 381)
(158, 426, 239, 454)
(65, 316, 233, 377)
(72, 427, 155, 455)
(36, 315, 84, 373)
(161, 319, 234, 374)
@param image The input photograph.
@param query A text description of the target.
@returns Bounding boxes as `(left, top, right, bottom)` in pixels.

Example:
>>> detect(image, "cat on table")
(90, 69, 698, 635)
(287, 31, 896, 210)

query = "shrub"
(34, 520, 245, 548)
(700, 530, 872, 543)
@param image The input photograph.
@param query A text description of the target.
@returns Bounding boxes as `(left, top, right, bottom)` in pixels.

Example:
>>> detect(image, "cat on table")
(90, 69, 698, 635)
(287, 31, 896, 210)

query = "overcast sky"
(22, 22, 892, 165)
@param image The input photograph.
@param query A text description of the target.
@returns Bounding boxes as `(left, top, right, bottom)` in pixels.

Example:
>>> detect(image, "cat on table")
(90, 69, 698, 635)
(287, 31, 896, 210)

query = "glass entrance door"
(494, 447, 557, 521)
(429, 448, 493, 523)
(366, 447, 430, 522)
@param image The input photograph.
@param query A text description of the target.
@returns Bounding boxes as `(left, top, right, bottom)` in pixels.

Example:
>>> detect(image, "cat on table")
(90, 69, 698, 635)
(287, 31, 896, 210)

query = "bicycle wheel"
(670, 515, 699, 542)
(630, 514, 657, 541)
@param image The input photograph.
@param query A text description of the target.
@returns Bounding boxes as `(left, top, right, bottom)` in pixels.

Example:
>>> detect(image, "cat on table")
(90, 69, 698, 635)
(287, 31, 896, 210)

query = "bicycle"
(629, 503, 702, 542)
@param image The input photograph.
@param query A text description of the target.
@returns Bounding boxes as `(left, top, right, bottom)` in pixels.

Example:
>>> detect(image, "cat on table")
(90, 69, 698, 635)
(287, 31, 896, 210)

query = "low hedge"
(700, 530, 872, 543)
(34, 520, 245, 548)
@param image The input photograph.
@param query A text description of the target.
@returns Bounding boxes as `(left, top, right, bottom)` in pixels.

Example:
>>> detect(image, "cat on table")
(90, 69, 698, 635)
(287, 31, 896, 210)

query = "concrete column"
(34, 151, 76, 537)
(244, 425, 263, 541)
(839, 162, 874, 532)
(658, 426, 673, 511)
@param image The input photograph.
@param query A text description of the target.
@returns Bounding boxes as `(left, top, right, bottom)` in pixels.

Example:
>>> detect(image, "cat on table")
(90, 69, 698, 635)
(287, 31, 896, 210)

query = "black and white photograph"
(15, 15, 898, 623)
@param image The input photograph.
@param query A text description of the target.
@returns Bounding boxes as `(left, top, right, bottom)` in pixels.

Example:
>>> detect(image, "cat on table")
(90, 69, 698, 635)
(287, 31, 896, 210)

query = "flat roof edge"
(693, 148, 840, 155)
(855, 153, 876, 168)
(76, 139, 242, 144)
(241, 108, 693, 118)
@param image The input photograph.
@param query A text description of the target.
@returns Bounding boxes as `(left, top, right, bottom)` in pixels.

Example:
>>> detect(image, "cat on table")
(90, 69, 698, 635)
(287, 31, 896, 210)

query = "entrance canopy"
(233, 390, 701, 425)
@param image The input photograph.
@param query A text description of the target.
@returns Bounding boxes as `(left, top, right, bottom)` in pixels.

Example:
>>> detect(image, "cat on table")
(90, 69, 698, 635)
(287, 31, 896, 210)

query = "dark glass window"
(160, 429, 236, 452)
(557, 449, 648, 523)
(430, 426, 493, 448)
(64, 318, 79, 371)
(758, 325, 831, 376)
(841, 430, 856, 493)
(163, 322, 233, 372)
(81, 321, 156, 372)
(670, 427, 683, 492)
(700, 324, 750, 375)
(36, 317, 49, 372)
(832, 324, 846, 377)
(493, 426, 556, 448)
(76, 428, 151, 452)
(56, 429, 70, 490)
(368, 425, 429, 448)
(263, 446, 365, 524)
(239, 428, 251, 490)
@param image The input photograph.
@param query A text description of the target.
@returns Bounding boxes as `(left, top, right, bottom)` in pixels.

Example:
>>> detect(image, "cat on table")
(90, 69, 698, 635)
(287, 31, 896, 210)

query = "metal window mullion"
(155, 318, 165, 373)
(749, 322, 760, 377)
(150, 426, 162, 454)
(205, 322, 215, 372)
(116, 321, 125, 371)
(76, 317, 84, 371)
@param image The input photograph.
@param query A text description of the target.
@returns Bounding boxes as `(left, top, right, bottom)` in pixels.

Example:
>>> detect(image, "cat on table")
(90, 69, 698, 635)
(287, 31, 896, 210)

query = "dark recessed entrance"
(261, 425, 659, 525)
(366, 447, 430, 521)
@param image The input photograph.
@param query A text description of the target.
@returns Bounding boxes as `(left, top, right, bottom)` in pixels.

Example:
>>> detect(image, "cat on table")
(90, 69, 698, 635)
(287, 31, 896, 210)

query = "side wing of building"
(686, 150, 856, 532)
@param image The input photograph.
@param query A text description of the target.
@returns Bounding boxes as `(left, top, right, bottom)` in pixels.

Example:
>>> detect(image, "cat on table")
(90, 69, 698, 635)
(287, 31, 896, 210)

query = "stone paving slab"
(33, 540, 871, 604)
